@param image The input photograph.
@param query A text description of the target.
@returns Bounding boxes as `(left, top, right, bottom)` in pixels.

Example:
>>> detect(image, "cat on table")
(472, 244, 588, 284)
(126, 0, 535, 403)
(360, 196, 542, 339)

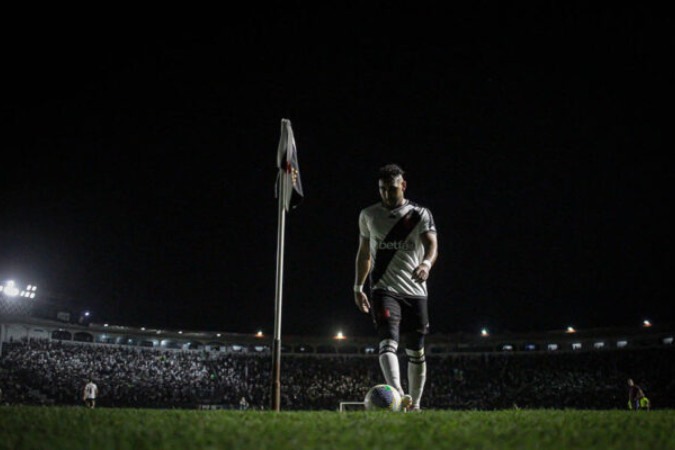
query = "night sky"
(1, 4, 673, 338)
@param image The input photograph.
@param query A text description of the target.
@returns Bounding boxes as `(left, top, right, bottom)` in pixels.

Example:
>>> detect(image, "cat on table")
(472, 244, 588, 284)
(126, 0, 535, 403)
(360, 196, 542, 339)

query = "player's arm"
(354, 236, 371, 313)
(412, 231, 438, 283)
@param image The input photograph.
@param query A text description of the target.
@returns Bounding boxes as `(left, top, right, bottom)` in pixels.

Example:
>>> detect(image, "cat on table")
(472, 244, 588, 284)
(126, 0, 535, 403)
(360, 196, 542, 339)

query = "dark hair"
(378, 163, 405, 181)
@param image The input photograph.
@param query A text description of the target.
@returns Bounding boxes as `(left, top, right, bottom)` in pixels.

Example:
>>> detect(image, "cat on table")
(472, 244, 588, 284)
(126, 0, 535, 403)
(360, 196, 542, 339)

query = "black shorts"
(370, 289, 429, 342)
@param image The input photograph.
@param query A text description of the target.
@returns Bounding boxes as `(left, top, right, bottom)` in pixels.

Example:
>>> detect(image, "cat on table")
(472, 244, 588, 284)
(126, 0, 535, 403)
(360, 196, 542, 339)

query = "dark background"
(1, 4, 672, 337)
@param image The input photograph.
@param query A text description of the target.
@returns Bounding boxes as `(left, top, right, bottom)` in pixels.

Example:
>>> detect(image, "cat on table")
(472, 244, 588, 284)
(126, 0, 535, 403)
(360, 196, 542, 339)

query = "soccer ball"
(364, 384, 401, 411)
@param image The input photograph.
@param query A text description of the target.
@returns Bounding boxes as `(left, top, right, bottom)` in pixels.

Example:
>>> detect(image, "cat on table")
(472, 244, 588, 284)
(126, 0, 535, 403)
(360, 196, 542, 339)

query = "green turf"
(0, 407, 672, 450)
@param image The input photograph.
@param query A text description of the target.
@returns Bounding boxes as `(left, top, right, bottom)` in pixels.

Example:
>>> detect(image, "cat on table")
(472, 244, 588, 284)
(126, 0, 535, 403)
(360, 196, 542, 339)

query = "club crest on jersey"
(377, 240, 415, 251)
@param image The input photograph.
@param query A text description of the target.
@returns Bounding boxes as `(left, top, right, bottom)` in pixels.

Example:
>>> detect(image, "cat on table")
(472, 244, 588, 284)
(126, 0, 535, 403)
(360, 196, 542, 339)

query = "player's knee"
(377, 325, 399, 343)
(403, 332, 425, 352)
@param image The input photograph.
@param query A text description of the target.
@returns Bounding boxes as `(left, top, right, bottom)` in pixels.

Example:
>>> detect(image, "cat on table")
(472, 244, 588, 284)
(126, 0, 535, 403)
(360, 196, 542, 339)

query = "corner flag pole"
(271, 118, 304, 412)
(272, 168, 286, 412)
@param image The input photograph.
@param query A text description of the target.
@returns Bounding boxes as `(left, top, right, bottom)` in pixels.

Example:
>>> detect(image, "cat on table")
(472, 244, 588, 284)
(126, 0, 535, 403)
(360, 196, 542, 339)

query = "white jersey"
(359, 200, 436, 297)
(84, 382, 98, 399)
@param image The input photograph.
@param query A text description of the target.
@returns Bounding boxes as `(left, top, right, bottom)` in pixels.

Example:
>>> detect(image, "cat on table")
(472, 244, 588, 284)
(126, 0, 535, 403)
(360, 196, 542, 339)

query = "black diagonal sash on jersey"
(370, 209, 422, 286)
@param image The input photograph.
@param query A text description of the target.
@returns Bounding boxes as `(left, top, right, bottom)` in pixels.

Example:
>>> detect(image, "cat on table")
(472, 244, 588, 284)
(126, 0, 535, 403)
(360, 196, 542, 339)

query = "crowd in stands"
(1, 338, 673, 410)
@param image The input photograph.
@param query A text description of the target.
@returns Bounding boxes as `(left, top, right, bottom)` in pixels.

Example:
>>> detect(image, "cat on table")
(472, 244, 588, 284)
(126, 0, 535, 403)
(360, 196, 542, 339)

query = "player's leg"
(371, 291, 404, 397)
(403, 332, 426, 410)
(402, 297, 430, 411)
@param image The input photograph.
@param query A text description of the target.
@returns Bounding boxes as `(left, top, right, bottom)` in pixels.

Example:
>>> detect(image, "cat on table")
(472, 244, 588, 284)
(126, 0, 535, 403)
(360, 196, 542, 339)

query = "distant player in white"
(354, 163, 438, 411)
(83, 380, 98, 408)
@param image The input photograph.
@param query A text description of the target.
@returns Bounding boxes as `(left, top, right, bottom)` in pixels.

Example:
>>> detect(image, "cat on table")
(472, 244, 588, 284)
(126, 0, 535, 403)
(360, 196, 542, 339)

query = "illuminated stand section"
(0, 280, 38, 316)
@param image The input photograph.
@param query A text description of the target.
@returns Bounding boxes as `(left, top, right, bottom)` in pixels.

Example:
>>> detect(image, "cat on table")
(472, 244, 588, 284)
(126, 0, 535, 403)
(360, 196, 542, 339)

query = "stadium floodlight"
(481, 328, 489, 337)
(1, 280, 38, 298)
(256, 330, 264, 338)
(566, 326, 576, 334)
(642, 320, 652, 328)
(1, 281, 20, 297)
(335, 331, 346, 340)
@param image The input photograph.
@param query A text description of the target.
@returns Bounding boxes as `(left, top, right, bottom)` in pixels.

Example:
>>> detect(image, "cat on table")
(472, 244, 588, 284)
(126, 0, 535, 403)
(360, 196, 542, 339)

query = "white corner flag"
(276, 119, 304, 211)
(272, 118, 304, 412)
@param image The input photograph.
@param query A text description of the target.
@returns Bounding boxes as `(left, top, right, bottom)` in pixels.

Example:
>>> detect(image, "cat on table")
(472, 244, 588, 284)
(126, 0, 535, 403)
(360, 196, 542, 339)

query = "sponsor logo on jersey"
(377, 240, 415, 251)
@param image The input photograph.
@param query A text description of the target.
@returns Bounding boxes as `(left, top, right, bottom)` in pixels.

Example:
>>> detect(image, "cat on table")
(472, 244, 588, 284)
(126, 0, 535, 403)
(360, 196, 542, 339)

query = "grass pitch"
(0, 406, 672, 450)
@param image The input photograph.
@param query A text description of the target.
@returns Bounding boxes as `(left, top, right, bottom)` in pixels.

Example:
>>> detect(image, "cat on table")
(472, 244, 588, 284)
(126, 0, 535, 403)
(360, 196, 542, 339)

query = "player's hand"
(412, 264, 430, 283)
(354, 291, 370, 313)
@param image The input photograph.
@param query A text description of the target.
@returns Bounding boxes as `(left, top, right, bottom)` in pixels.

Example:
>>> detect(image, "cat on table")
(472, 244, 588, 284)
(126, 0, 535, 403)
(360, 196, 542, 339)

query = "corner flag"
(276, 119, 304, 211)
(272, 118, 304, 412)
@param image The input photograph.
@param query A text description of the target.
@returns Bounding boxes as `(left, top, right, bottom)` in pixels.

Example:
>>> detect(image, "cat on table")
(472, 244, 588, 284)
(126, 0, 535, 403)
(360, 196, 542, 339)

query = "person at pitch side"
(83, 378, 99, 409)
(354, 163, 438, 411)
(627, 378, 650, 411)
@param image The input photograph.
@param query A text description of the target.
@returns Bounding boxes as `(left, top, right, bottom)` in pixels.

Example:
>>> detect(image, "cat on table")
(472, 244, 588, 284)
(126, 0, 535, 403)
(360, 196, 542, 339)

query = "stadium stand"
(2, 249, 672, 409)
(0, 316, 675, 410)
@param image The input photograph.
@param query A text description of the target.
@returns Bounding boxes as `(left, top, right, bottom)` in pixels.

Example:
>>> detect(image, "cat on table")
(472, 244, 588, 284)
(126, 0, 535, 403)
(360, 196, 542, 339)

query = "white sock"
(406, 348, 426, 408)
(378, 339, 404, 396)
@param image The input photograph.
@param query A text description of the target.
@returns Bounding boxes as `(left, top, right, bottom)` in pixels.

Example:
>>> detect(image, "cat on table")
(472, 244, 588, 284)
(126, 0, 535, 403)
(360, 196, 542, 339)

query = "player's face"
(379, 176, 406, 209)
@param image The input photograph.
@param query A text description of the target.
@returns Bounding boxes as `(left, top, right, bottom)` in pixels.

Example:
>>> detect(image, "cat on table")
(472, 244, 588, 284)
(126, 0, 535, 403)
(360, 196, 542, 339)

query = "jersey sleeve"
(419, 208, 437, 234)
(358, 210, 370, 239)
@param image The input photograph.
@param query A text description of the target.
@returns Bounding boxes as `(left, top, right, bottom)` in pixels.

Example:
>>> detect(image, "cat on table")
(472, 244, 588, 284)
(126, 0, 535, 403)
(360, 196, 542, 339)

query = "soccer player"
(354, 163, 438, 411)
(83, 379, 99, 409)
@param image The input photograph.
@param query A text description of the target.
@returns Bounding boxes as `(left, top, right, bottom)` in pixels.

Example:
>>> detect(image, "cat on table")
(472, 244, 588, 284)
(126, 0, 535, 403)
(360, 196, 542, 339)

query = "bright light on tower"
(256, 330, 264, 338)
(1, 280, 37, 298)
(2, 281, 19, 297)
(566, 326, 576, 334)
(643, 320, 652, 328)
(481, 328, 489, 337)
(335, 331, 346, 340)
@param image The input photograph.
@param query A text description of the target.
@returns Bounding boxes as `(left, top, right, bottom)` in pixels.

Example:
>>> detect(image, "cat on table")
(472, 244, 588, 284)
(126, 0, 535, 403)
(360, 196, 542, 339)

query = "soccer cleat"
(400, 394, 413, 412)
